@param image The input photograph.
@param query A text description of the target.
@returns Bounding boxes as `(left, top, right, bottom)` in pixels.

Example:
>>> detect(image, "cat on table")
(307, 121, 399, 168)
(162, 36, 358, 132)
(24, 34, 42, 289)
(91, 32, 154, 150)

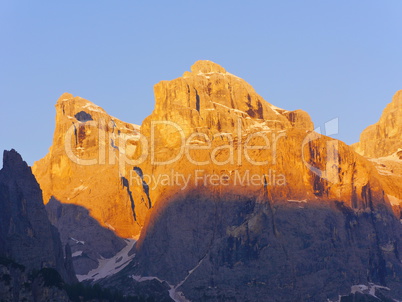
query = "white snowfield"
(76, 239, 136, 282)
(369, 149, 402, 176)
(82, 102, 105, 114)
(327, 283, 396, 302)
(351, 283, 391, 299)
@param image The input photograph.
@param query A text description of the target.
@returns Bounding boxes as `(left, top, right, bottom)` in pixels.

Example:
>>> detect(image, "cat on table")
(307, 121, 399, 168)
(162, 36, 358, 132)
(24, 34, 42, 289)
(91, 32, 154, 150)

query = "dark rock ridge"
(0, 149, 77, 284)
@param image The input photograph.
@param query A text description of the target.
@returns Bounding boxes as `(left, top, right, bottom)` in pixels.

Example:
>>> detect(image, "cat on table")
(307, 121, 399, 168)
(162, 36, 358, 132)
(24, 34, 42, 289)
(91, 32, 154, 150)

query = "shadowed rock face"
(46, 197, 127, 276)
(131, 192, 402, 302)
(0, 149, 77, 283)
(0, 261, 71, 302)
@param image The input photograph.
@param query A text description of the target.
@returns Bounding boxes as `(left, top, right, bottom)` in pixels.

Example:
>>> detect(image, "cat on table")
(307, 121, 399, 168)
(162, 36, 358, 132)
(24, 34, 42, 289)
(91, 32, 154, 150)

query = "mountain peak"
(190, 60, 227, 74)
(353, 89, 402, 157)
(57, 92, 74, 103)
(33, 93, 144, 239)
(145, 60, 314, 147)
(389, 89, 402, 107)
(2, 149, 28, 173)
(55, 93, 107, 119)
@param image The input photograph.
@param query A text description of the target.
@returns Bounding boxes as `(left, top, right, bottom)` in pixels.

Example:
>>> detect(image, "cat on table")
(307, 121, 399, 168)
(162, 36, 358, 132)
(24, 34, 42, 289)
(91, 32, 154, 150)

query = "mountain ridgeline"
(3, 60, 402, 301)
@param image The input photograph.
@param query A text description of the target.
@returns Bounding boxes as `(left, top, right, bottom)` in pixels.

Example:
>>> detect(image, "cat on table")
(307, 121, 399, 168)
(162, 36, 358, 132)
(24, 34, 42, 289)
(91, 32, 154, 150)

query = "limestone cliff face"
(142, 60, 313, 147)
(106, 61, 402, 301)
(0, 149, 76, 284)
(353, 90, 402, 158)
(137, 61, 389, 215)
(352, 90, 402, 221)
(31, 61, 402, 301)
(32, 93, 148, 239)
(32, 61, 315, 242)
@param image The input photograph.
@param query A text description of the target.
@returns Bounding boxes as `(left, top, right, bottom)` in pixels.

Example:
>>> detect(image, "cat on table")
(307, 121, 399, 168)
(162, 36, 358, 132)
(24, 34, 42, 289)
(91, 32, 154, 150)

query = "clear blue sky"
(1, 1, 402, 165)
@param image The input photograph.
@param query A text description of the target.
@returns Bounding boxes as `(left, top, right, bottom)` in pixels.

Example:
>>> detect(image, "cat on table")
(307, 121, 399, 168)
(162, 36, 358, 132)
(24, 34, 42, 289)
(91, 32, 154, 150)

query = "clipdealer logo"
(64, 118, 285, 167)
(63, 117, 340, 187)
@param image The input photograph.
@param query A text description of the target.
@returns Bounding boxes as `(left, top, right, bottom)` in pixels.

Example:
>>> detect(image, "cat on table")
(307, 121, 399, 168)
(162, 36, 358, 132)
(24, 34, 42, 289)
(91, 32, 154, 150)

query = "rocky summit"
(7, 60, 402, 301)
(353, 90, 402, 158)
(352, 89, 402, 247)
(32, 93, 147, 239)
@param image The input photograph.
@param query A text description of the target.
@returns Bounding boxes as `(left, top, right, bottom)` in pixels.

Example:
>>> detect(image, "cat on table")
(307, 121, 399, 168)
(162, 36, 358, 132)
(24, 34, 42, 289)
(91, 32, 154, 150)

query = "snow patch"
(82, 103, 105, 113)
(72, 251, 83, 257)
(381, 242, 395, 253)
(328, 283, 395, 302)
(370, 149, 402, 163)
(132, 275, 164, 283)
(76, 239, 136, 282)
(131, 257, 206, 302)
(70, 237, 85, 245)
(188, 139, 208, 145)
(169, 288, 190, 302)
(387, 194, 402, 206)
(377, 169, 393, 176)
(351, 284, 368, 294)
(249, 121, 270, 131)
(196, 71, 240, 80)
(118, 132, 140, 142)
(288, 199, 307, 203)
(350, 283, 390, 299)
(211, 102, 247, 115)
(268, 103, 286, 115)
(72, 185, 87, 193)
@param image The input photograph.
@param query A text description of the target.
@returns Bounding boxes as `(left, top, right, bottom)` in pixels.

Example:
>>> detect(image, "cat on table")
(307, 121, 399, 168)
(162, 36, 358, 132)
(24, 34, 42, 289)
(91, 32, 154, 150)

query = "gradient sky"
(1, 1, 402, 165)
